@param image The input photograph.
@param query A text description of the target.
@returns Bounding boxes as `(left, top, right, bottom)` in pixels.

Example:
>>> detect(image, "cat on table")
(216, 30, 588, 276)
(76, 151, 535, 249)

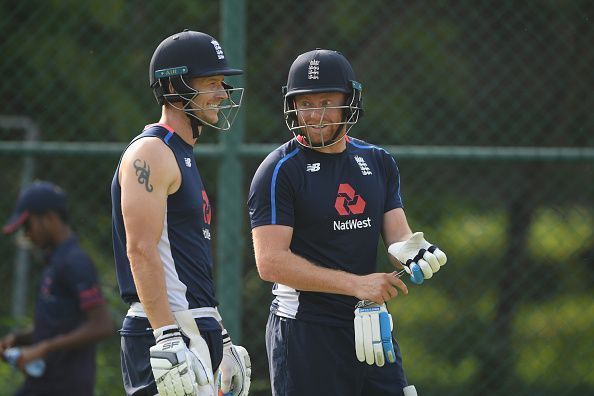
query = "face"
(23, 213, 54, 249)
(187, 75, 229, 125)
(294, 92, 347, 146)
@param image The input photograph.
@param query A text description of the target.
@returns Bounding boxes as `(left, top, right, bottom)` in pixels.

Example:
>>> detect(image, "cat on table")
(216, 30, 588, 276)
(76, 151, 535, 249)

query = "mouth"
(308, 123, 330, 129)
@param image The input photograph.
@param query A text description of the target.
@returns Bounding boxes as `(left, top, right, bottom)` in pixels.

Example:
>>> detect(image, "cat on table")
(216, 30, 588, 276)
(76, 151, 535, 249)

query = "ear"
(42, 211, 62, 228)
(166, 80, 175, 95)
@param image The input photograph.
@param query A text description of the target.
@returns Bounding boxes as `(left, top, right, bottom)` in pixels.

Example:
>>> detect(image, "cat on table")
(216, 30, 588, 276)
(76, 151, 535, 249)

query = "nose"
(215, 84, 228, 100)
(302, 107, 324, 123)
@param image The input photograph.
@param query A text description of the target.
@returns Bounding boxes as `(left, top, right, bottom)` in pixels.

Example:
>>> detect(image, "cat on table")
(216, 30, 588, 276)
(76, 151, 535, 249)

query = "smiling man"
(111, 30, 250, 396)
(248, 49, 447, 396)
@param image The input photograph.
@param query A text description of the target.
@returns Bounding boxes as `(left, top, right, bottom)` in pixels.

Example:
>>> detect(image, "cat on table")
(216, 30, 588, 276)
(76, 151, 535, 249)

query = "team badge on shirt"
(354, 155, 372, 175)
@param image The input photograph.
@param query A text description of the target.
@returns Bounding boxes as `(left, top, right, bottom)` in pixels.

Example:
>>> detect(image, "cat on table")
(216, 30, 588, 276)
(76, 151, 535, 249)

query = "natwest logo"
(334, 183, 366, 216)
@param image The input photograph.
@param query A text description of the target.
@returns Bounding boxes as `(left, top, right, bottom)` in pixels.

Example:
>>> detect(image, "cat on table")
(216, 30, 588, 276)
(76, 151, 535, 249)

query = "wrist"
(153, 324, 181, 341)
(222, 328, 232, 348)
(36, 340, 51, 356)
(345, 272, 361, 297)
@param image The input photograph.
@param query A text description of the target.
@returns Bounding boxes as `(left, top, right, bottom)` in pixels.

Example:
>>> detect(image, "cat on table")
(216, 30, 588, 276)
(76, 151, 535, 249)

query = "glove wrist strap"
(221, 328, 232, 348)
(153, 324, 181, 341)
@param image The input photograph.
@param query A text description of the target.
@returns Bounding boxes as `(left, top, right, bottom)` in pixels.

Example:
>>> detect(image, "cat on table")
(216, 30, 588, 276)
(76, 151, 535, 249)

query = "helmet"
(149, 30, 244, 132)
(283, 49, 363, 148)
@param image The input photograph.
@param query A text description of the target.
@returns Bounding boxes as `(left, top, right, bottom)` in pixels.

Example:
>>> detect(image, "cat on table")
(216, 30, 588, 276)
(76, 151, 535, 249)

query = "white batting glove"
(388, 232, 447, 284)
(354, 301, 395, 367)
(149, 324, 210, 396)
(217, 329, 251, 396)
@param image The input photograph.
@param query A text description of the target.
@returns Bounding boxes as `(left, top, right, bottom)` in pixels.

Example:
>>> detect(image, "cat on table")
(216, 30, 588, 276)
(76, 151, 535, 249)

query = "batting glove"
(149, 324, 210, 396)
(354, 300, 395, 367)
(388, 232, 447, 284)
(218, 329, 251, 396)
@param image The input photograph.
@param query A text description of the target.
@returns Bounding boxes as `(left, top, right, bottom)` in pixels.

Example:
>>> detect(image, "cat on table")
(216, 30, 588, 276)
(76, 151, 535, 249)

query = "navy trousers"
(266, 313, 408, 396)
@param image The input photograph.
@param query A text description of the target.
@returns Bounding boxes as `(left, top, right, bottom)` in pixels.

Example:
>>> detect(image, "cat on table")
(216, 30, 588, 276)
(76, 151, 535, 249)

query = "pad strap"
(127, 302, 222, 321)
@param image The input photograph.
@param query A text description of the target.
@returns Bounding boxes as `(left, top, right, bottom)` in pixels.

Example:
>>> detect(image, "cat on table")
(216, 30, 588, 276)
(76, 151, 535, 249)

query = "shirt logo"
(211, 40, 225, 60)
(41, 275, 53, 298)
(354, 155, 372, 175)
(308, 59, 320, 80)
(306, 163, 320, 172)
(184, 157, 192, 168)
(202, 190, 212, 225)
(334, 183, 366, 216)
(202, 190, 212, 240)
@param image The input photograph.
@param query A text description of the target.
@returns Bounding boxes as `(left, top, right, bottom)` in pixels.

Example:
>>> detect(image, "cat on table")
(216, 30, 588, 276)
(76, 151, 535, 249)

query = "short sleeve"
(384, 152, 403, 212)
(59, 252, 105, 311)
(248, 150, 297, 228)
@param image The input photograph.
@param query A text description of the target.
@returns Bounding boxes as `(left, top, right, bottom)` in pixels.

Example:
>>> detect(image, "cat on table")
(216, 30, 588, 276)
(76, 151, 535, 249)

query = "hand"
(149, 325, 210, 396)
(354, 301, 395, 367)
(218, 336, 251, 396)
(0, 334, 16, 357)
(388, 232, 447, 284)
(354, 272, 408, 304)
(16, 343, 47, 369)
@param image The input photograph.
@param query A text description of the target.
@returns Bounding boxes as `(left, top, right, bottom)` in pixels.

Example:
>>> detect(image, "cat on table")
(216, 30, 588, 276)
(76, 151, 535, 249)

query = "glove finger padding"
(417, 258, 433, 279)
(433, 247, 447, 266)
(354, 301, 396, 367)
(388, 232, 447, 284)
(423, 251, 440, 273)
(403, 262, 425, 285)
(218, 342, 251, 396)
(150, 325, 208, 396)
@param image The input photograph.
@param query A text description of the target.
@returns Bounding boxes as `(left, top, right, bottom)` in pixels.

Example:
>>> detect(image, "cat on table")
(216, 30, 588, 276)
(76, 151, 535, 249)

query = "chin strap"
(328, 123, 346, 144)
(186, 111, 203, 139)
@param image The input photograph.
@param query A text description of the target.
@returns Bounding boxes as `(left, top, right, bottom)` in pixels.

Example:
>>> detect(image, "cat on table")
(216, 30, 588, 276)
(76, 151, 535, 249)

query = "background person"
(1, 181, 113, 396)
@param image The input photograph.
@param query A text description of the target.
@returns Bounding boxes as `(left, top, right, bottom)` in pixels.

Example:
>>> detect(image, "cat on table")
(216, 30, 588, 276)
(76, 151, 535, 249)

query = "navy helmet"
(149, 30, 244, 133)
(283, 49, 363, 147)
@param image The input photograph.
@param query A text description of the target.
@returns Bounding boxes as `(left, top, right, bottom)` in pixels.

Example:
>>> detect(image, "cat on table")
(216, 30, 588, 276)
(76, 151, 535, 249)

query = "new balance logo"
(306, 163, 320, 172)
(354, 155, 372, 175)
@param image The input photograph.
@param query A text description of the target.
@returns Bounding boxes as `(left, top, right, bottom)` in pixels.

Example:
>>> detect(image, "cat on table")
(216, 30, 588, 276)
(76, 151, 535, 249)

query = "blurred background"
(1, 0, 593, 395)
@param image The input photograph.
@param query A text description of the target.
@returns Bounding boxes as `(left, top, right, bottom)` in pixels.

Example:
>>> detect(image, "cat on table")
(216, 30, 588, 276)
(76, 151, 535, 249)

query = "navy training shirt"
(111, 123, 219, 330)
(26, 237, 105, 395)
(248, 136, 403, 327)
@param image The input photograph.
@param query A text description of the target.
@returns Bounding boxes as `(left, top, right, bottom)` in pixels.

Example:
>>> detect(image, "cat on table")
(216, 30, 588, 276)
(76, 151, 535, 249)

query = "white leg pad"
(174, 310, 216, 395)
(403, 385, 418, 396)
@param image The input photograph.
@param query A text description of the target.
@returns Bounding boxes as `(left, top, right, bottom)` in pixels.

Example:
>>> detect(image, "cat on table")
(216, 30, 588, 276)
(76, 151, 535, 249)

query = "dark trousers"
(119, 316, 223, 396)
(266, 313, 408, 396)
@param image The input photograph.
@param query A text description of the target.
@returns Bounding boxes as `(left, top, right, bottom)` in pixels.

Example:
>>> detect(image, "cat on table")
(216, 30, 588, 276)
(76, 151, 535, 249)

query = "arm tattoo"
(133, 159, 154, 192)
